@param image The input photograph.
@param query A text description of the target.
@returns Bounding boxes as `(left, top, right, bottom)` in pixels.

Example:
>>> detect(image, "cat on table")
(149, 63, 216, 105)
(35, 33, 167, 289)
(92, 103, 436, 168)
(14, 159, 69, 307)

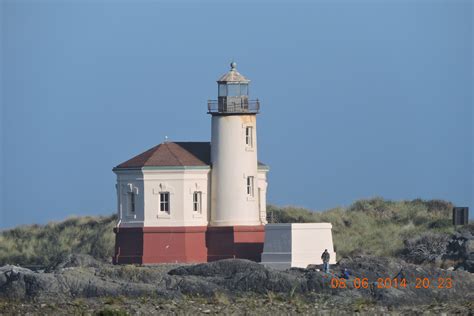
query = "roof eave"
(113, 165, 211, 172)
(258, 166, 270, 172)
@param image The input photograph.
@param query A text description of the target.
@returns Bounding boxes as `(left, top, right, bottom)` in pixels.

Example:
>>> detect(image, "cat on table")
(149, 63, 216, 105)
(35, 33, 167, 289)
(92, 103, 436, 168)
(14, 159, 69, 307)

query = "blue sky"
(1, 0, 472, 228)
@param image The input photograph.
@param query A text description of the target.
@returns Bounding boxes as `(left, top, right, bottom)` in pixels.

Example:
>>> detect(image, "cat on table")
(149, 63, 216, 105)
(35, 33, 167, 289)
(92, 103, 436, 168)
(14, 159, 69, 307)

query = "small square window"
(160, 192, 170, 214)
(193, 192, 202, 213)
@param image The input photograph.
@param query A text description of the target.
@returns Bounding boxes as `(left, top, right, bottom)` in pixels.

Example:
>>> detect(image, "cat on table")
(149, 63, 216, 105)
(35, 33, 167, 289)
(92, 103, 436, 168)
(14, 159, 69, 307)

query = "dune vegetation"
(268, 198, 455, 259)
(0, 215, 116, 266)
(0, 198, 456, 266)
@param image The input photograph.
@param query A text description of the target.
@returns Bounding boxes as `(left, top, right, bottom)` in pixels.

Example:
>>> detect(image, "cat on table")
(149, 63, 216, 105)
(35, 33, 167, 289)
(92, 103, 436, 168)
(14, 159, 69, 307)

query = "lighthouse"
(210, 62, 262, 226)
(206, 62, 267, 261)
(112, 62, 269, 264)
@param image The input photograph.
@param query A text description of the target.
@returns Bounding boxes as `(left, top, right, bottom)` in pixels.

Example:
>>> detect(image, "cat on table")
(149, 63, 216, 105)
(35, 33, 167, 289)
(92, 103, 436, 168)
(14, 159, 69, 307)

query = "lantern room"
(218, 62, 249, 97)
(208, 62, 259, 114)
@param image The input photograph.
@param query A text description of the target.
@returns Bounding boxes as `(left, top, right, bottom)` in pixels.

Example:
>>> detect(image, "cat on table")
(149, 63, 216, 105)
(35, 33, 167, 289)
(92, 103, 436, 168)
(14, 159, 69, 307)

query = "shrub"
(0, 198, 456, 265)
(267, 198, 454, 260)
(0, 215, 117, 266)
(428, 218, 451, 229)
(400, 232, 451, 264)
(96, 307, 128, 316)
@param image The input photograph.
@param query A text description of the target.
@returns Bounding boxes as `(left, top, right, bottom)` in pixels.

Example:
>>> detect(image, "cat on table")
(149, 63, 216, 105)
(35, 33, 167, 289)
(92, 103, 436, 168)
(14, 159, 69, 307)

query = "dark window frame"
(193, 191, 202, 213)
(160, 192, 170, 213)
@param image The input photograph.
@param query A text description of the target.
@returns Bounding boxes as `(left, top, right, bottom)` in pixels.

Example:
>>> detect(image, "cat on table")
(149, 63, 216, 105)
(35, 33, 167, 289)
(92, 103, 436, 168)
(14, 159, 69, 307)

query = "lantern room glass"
(227, 84, 240, 97)
(218, 84, 227, 97)
(240, 84, 248, 95)
(218, 83, 249, 97)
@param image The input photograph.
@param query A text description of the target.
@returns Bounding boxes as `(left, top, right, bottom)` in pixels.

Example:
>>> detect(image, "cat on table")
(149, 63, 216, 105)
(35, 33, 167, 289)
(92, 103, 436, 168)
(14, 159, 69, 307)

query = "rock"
(0, 262, 173, 301)
(169, 259, 266, 278)
(0, 257, 473, 307)
(465, 240, 474, 254)
(0, 265, 34, 274)
(45, 254, 104, 272)
(401, 233, 450, 265)
(306, 264, 319, 270)
(337, 255, 474, 305)
(401, 226, 474, 272)
(169, 259, 307, 294)
(0, 266, 67, 301)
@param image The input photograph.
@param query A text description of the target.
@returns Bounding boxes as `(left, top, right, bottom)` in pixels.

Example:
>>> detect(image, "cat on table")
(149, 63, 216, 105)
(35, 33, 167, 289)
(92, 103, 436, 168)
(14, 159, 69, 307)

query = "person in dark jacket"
(321, 249, 330, 273)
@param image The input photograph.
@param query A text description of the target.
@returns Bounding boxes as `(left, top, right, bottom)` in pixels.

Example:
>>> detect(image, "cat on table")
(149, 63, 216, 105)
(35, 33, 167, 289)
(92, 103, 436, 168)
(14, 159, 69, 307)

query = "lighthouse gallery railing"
(207, 99, 260, 114)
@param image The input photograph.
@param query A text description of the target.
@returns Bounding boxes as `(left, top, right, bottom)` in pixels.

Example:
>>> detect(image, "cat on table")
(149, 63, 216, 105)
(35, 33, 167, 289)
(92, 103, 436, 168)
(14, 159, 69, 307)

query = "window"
(227, 84, 240, 97)
(160, 192, 170, 213)
(219, 83, 248, 97)
(240, 84, 248, 96)
(218, 84, 227, 97)
(245, 126, 253, 147)
(247, 176, 254, 197)
(127, 192, 135, 213)
(193, 192, 202, 213)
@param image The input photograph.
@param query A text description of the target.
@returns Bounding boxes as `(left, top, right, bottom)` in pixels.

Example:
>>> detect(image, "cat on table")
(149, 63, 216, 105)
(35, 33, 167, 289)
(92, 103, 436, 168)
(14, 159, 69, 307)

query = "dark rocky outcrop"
(169, 259, 308, 294)
(1, 254, 472, 308)
(45, 253, 105, 272)
(445, 229, 474, 272)
(401, 225, 474, 272)
(0, 257, 174, 301)
(337, 255, 473, 305)
(401, 233, 450, 265)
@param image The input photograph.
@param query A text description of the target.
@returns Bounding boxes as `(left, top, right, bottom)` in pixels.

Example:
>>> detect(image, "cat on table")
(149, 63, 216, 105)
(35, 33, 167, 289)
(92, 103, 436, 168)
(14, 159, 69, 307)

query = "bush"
(0, 215, 117, 266)
(0, 198, 456, 265)
(267, 198, 455, 260)
(96, 307, 128, 316)
(400, 232, 451, 264)
(428, 218, 451, 229)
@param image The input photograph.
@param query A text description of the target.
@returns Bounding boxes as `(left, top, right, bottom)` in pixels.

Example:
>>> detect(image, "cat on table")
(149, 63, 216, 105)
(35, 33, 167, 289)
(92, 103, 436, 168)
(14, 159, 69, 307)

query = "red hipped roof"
(115, 142, 211, 169)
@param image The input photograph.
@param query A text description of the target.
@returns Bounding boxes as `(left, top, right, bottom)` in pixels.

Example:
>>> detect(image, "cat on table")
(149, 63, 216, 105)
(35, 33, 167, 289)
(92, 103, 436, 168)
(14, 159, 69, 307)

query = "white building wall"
(291, 223, 336, 267)
(210, 115, 261, 226)
(115, 168, 210, 227)
(258, 169, 269, 224)
(115, 170, 145, 227)
(261, 223, 337, 269)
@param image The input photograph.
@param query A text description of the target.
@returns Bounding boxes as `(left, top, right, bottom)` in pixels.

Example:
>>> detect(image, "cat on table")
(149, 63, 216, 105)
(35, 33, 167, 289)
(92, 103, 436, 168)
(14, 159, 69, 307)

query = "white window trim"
(192, 191, 203, 219)
(124, 183, 137, 219)
(158, 191, 171, 219)
(246, 176, 255, 199)
(246, 126, 253, 147)
(193, 191, 202, 213)
(245, 125, 254, 151)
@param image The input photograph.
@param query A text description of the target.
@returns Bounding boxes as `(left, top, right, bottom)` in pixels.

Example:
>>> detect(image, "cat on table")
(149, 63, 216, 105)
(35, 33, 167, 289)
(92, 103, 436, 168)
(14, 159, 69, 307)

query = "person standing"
(321, 249, 330, 273)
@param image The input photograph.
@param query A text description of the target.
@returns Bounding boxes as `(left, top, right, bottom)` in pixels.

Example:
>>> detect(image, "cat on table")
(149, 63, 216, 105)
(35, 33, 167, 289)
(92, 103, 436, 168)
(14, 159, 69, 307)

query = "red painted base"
(113, 226, 207, 264)
(206, 226, 265, 262)
(113, 225, 265, 264)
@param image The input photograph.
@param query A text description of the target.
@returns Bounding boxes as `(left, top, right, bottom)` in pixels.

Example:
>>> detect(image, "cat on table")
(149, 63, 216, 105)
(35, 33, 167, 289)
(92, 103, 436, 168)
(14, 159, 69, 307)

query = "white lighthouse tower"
(207, 62, 268, 261)
(209, 62, 262, 226)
